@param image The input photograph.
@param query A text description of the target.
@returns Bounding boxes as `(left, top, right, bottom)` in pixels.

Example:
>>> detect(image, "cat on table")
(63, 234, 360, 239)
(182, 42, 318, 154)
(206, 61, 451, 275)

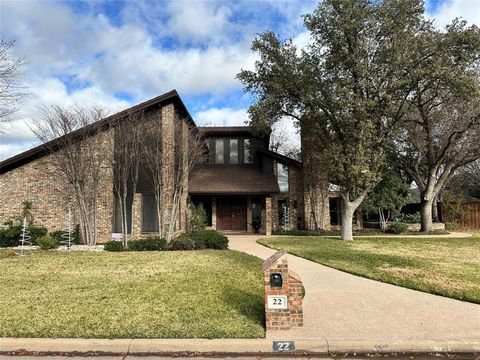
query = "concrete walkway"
(228, 235, 480, 341)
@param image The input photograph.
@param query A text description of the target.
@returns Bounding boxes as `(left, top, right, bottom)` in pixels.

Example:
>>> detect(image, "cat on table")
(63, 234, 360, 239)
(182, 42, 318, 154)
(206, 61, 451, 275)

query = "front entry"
(217, 197, 247, 231)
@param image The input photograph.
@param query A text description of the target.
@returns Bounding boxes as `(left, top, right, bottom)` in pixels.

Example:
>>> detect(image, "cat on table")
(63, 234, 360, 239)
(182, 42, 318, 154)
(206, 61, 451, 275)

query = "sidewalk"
(229, 235, 480, 341)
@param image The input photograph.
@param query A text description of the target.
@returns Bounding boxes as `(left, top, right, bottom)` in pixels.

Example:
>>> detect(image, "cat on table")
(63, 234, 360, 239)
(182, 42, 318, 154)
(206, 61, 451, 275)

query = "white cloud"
(427, 0, 480, 28)
(194, 107, 249, 127)
(0, 0, 314, 161)
(0, 77, 130, 161)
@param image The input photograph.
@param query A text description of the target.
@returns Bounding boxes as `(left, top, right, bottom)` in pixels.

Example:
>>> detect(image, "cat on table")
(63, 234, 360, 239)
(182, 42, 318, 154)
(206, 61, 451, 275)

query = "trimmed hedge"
(385, 222, 409, 234)
(36, 236, 59, 250)
(0, 225, 48, 247)
(128, 237, 167, 251)
(50, 226, 80, 245)
(189, 230, 228, 250)
(168, 235, 196, 251)
(104, 241, 124, 252)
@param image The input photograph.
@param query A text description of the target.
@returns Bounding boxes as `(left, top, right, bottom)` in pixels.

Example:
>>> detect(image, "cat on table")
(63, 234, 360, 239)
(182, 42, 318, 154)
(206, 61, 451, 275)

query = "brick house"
(0, 90, 338, 242)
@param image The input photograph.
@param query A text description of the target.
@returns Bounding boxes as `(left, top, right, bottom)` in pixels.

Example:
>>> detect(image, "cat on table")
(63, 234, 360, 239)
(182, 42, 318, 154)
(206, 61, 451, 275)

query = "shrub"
(445, 222, 459, 231)
(169, 235, 196, 251)
(0, 227, 20, 247)
(190, 230, 228, 250)
(392, 212, 421, 223)
(0, 225, 48, 247)
(190, 204, 207, 231)
(50, 228, 79, 245)
(29, 226, 48, 243)
(36, 236, 59, 250)
(128, 237, 167, 251)
(104, 241, 124, 252)
(385, 222, 409, 234)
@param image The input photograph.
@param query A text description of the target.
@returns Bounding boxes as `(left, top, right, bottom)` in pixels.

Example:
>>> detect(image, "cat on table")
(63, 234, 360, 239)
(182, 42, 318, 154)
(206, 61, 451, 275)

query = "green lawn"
(258, 235, 480, 304)
(0, 249, 264, 338)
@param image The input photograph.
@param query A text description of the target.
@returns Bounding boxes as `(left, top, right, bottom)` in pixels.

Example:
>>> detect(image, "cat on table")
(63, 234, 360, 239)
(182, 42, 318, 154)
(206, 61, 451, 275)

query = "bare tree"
(112, 111, 143, 246)
(165, 120, 206, 241)
(269, 121, 300, 160)
(141, 113, 164, 238)
(0, 40, 25, 125)
(301, 132, 329, 230)
(32, 105, 108, 245)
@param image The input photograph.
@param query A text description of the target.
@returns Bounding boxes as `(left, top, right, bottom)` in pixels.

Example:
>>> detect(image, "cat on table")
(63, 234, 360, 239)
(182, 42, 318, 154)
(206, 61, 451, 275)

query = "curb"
(1, 338, 479, 357)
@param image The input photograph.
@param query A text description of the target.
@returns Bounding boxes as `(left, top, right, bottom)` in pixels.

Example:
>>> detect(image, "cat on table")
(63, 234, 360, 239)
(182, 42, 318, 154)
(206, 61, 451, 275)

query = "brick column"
(132, 193, 142, 236)
(212, 197, 217, 229)
(265, 196, 272, 236)
(261, 250, 303, 331)
(247, 196, 253, 232)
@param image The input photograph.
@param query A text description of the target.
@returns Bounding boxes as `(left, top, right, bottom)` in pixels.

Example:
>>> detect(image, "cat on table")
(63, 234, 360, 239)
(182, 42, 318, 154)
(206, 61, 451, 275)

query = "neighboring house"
(0, 90, 338, 242)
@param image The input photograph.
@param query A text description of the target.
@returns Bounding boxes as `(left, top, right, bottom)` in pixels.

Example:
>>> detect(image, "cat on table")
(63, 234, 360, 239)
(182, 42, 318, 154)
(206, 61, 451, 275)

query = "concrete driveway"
(228, 235, 480, 341)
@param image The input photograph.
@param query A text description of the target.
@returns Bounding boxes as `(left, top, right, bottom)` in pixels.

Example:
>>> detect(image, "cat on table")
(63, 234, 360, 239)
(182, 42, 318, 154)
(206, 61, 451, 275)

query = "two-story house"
(0, 90, 334, 242)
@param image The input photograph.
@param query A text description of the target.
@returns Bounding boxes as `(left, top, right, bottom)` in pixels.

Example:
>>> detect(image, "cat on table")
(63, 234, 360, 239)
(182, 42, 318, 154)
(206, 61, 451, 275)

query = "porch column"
(247, 197, 253, 232)
(265, 196, 272, 236)
(212, 197, 217, 229)
(132, 193, 142, 237)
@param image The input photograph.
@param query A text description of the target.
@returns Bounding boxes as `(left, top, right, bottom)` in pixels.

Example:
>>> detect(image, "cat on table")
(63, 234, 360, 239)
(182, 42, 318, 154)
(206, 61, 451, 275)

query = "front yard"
(0, 249, 264, 338)
(258, 235, 480, 304)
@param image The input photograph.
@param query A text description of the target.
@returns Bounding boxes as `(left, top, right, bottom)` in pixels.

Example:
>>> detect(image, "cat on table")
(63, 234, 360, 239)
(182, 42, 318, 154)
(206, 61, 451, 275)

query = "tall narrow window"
(244, 139, 252, 164)
(277, 162, 289, 192)
(230, 139, 238, 164)
(215, 138, 224, 164)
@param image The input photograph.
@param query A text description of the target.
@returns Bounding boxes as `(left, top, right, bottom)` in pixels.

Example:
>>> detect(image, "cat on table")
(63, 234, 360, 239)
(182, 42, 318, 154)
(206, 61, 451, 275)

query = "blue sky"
(1, 0, 479, 160)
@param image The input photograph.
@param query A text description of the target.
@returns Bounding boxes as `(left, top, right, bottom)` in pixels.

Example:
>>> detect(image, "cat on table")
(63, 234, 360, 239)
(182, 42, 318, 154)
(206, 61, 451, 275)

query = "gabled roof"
(257, 148, 302, 168)
(0, 90, 195, 174)
(189, 165, 280, 195)
(198, 126, 254, 136)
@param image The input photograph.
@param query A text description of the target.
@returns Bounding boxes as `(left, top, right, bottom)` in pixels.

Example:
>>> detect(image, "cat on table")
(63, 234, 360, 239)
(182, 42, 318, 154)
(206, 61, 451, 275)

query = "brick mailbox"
(262, 249, 304, 330)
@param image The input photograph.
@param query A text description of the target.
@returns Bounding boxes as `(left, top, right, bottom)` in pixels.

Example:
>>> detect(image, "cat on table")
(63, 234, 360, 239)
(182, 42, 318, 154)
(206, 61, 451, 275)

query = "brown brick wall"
(0, 128, 114, 242)
(262, 250, 303, 331)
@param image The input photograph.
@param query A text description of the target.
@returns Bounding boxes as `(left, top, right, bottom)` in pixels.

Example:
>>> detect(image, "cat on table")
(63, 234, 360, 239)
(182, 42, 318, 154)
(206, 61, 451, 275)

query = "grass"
(258, 235, 480, 304)
(0, 249, 264, 339)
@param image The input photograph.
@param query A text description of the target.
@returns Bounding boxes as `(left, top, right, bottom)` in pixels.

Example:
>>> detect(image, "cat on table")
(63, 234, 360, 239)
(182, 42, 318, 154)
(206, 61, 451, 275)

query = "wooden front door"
(217, 197, 247, 231)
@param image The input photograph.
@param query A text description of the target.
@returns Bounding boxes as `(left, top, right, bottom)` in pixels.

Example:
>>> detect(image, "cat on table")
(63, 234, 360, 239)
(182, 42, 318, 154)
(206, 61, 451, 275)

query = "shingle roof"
(0, 90, 194, 174)
(189, 165, 280, 195)
(197, 126, 256, 136)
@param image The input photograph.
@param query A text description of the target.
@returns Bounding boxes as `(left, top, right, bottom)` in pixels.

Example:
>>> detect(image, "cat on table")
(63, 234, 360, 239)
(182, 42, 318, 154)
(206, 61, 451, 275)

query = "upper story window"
(210, 137, 253, 164)
(244, 139, 252, 164)
(215, 138, 224, 164)
(277, 162, 289, 192)
(230, 139, 238, 164)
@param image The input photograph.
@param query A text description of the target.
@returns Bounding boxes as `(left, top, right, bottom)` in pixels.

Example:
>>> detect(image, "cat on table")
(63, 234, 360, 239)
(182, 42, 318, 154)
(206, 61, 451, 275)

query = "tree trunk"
(420, 198, 433, 232)
(341, 201, 354, 241)
(432, 196, 439, 222)
(379, 209, 386, 231)
(340, 191, 366, 241)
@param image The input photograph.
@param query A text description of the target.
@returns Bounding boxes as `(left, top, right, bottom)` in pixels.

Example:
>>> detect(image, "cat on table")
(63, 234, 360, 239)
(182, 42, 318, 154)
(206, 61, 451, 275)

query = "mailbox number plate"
(273, 340, 295, 352)
(267, 295, 287, 309)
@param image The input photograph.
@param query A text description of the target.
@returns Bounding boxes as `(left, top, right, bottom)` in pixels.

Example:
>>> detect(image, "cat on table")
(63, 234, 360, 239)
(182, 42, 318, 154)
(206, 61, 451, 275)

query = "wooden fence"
(442, 202, 480, 229)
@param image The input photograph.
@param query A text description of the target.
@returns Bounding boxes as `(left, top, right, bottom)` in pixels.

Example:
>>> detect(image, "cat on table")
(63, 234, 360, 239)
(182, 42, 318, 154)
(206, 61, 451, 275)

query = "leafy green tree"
(238, 0, 426, 240)
(394, 19, 480, 232)
(363, 169, 411, 230)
